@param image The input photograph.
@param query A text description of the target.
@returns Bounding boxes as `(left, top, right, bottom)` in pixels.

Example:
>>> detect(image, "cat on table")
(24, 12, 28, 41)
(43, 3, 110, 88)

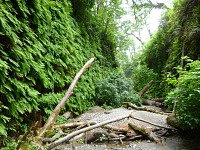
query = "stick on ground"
(47, 114, 130, 150)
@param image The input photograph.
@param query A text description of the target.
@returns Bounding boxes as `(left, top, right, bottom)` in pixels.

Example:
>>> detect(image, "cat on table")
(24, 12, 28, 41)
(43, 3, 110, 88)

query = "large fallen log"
(70, 125, 129, 144)
(128, 123, 161, 143)
(47, 114, 130, 150)
(104, 124, 128, 133)
(39, 57, 95, 137)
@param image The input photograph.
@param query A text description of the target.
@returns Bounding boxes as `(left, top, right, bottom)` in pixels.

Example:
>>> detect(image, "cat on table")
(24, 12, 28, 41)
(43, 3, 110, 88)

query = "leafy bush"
(166, 59, 200, 129)
(95, 72, 141, 108)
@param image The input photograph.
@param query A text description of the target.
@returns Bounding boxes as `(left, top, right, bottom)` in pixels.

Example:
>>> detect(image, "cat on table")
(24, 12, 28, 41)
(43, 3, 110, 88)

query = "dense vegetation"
(0, 0, 125, 145)
(95, 71, 141, 108)
(129, 0, 200, 129)
(166, 59, 200, 129)
(0, 0, 200, 148)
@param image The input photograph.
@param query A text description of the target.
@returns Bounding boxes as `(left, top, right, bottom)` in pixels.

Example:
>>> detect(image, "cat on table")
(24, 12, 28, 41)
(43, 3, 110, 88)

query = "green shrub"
(166, 59, 200, 129)
(95, 72, 141, 108)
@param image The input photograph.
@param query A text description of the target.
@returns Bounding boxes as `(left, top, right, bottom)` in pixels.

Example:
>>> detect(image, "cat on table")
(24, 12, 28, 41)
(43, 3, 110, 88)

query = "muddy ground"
(53, 106, 200, 150)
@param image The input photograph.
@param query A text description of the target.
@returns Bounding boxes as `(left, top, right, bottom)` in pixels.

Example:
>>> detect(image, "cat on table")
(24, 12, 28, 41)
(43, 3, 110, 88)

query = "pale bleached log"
(128, 123, 161, 143)
(47, 114, 130, 150)
(53, 121, 96, 129)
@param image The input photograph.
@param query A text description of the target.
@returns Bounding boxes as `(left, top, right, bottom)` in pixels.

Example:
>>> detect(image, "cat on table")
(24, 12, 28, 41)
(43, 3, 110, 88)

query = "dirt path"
(54, 106, 200, 150)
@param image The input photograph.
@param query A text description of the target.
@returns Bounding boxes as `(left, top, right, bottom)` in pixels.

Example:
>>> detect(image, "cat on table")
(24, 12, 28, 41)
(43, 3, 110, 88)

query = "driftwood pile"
(41, 109, 175, 150)
(42, 105, 176, 150)
(16, 57, 178, 150)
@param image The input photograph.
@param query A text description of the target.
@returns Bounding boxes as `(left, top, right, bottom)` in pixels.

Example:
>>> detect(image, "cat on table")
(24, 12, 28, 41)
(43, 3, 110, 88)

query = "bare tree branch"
(39, 57, 95, 137)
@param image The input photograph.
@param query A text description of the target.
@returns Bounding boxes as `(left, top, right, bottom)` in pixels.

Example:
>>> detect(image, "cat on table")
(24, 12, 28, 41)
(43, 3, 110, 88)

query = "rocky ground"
(53, 106, 200, 150)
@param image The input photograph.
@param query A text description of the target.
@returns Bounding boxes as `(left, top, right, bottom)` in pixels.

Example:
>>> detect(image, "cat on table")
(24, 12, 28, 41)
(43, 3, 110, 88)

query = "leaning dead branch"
(138, 80, 154, 97)
(39, 57, 95, 137)
(47, 114, 130, 150)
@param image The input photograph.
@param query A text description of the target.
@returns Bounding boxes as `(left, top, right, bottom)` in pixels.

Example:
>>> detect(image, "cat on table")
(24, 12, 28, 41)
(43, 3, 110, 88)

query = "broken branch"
(47, 114, 130, 149)
(53, 121, 96, 129)
(39, 57, 95, 137)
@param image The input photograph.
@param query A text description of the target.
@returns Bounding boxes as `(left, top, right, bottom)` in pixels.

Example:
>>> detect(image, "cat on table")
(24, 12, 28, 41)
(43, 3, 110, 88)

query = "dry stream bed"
(52, 106, 200, 150)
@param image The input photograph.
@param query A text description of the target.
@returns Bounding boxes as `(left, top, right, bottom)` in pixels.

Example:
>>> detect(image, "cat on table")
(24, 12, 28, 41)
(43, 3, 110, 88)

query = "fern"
(0, 0, 107, 146)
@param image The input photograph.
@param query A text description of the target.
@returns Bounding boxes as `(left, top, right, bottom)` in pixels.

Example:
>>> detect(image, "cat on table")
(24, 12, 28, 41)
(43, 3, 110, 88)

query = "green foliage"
(0, 0, 125, 146)
(0, 0, 107, 145)
(139, 0, 200, 98)
(56, 116, 68, 124)
(141, 27, 170, 74)
(166, 59, 200, 130)
(0, 139, 17, 150)
(95, 72, 141, 108)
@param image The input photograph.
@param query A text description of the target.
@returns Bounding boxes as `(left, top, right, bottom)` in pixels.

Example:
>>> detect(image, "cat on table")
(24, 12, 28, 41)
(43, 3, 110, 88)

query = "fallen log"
(125, 135, 144, 141)
(84, 130, 108, 143)
(104, 124, 128, 133)
(39, 57, 95, 137)
(123, 102, 164, 114)
(142, 99, 162, 107)
(47, 114, 130, 149)
(128, 123, 161, 143)
(42, 129, 64, 143)
(129, 114, 175, 130)
(151, 98, 164, 103)
(71, 125, 128, 144)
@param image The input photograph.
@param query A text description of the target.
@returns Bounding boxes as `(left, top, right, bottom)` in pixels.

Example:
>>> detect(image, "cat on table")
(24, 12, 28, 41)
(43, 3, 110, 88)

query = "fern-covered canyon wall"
(0, 0, 118, 142)
(142, 0, 200, 74)
(1, 0, 200, 146)
(137, 0, 200, 129)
